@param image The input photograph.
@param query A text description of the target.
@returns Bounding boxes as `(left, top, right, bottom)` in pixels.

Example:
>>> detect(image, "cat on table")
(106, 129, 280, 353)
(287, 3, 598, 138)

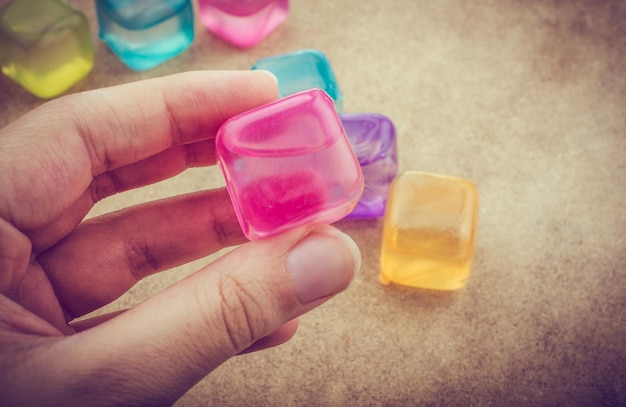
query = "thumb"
(66, 225, 360, 405)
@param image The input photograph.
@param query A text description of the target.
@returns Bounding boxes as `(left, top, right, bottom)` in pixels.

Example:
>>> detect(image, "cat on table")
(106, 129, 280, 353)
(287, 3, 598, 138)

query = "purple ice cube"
(341, 113, 398, 219)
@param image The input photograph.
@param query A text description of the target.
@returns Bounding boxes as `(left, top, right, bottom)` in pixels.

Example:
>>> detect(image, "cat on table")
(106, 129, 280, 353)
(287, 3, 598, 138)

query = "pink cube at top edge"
(197, 0, 288, 48)
(216, 89, 364, 240)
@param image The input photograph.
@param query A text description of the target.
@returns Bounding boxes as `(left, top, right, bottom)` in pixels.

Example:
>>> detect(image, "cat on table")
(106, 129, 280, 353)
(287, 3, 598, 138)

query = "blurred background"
(1, 1, 625, 405)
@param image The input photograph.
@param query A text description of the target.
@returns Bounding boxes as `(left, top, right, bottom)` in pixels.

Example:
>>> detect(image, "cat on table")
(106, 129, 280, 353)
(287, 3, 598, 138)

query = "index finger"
(72, 70, 279, 175)
(0, 70, 278, 231)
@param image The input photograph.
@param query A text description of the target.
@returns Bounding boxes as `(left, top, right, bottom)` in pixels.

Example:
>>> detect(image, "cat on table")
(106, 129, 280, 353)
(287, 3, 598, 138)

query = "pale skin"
(0, 71, 361, 406)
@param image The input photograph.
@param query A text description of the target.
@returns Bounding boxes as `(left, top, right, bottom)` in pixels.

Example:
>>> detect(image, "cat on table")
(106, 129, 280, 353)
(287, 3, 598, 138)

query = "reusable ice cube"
(216, 89, 364, 240)
(341, 113, 398, 219)
(95, 0, 194, 71)
(380, 172, 479, 290)
(252, 49, 344, 111)
(0, 0, 94, 98)
(198, 0, 288, 48)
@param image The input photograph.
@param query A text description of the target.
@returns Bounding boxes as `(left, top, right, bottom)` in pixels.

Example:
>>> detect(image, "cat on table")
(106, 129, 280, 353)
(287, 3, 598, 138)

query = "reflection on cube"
(95, 0, 194, 71)
(216, 89, 363, 240)
(0, 0, 94, 98)
(252, 49, 344, 111)
(381, 172, 479, 290)
(341, 113, 398, 219)
(198, 0, 288, 48)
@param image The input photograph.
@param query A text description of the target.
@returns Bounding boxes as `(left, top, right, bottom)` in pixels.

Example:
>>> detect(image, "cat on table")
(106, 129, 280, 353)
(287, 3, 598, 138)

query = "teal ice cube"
(252, 49, 343, 111)
(96, 0, 194, 71)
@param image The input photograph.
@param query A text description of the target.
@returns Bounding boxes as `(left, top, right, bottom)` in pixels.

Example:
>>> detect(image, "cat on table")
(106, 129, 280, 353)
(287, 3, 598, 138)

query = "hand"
(0, 71, 360, 406)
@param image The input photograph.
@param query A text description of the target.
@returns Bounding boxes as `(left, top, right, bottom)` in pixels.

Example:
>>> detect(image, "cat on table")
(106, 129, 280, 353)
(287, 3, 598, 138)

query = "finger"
(0, 217, 31, 294)
(89, 140, 218, 201)
(74, 314, 298, 352)
(0, 70, 278, 232)
(26, 139, 216, 253)
(70, 310, 126, 332)
(239, 319, 300, 354)
(0, 219, 71, 333)
(0, 292, 64, 337)
(37, 188, 245, 319)
(60, 225, 360, 405)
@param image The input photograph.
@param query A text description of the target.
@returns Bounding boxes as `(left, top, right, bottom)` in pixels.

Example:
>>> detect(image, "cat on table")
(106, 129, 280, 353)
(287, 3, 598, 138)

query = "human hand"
(0, 71, 360, 406)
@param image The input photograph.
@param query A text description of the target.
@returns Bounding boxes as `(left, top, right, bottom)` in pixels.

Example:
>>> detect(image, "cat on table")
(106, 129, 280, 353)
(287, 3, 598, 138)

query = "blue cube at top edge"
(341, 113, 398, 219)
(96, 0, 194, 71)
(252, 49, 344, 111)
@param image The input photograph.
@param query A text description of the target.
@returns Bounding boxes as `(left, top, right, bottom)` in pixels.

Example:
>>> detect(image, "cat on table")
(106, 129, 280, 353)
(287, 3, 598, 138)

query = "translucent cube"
(198, 0, 288, 48)
(0, 0, 94, 98)
(95, 0, 194, 71)
(252, 49, 344, 111)
(216, 89, 364, 240)
(381, 172, 479, 290)
(341, 113, 398, 219)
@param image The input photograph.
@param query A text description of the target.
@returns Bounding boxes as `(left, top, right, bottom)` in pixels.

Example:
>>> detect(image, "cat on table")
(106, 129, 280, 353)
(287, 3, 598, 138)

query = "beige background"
(1, 0, 625, 405)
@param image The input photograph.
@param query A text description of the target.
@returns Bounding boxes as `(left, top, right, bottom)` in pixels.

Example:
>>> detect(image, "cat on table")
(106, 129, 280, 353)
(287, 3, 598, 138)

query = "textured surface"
(0, 0, 625, 405)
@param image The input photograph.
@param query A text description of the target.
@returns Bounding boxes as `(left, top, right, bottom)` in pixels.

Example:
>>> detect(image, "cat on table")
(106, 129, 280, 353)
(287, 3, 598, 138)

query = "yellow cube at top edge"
(0, 0, 94, 98)
(380, 171, 479, 290)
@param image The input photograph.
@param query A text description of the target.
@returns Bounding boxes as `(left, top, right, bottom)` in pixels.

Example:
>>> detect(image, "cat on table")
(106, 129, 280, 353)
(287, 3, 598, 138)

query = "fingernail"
(255, 69, 278, 85)
(286, 226, 361, 304)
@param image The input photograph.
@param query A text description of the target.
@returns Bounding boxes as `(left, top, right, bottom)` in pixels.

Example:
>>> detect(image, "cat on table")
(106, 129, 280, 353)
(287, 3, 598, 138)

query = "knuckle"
(212, 273, 270, 353)
(209, 216, 229, 247)
(123, 238, 159, 281)
(89, 171, 121, 203)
